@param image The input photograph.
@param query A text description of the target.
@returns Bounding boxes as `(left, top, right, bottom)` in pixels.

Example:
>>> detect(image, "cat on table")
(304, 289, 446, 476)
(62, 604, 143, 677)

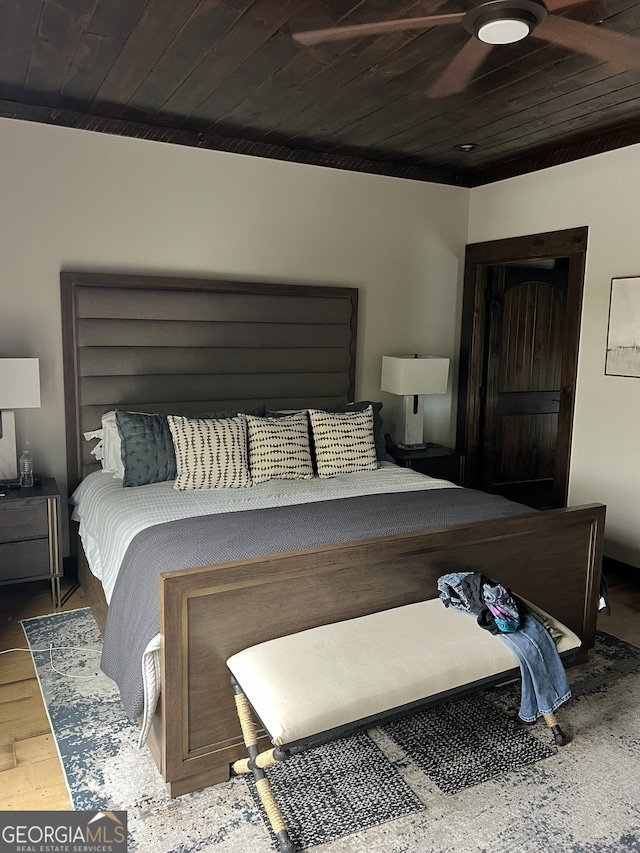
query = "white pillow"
(167, 414, 252, 490)
(82, 427, 104, 461)
(308, 406, 379, 478)
(101, 410, 124, 479)
(246, 412, 313, 484)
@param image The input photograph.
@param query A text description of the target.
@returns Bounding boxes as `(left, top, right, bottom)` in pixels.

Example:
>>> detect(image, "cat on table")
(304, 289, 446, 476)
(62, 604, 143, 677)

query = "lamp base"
(399, 395, 426, 448)
(0, 410, 17, 479)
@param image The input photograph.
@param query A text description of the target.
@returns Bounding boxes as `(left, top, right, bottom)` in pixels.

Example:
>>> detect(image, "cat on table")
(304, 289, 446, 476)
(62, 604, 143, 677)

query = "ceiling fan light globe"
(464, 0, 547, 45)
(477, 18, 531, 43)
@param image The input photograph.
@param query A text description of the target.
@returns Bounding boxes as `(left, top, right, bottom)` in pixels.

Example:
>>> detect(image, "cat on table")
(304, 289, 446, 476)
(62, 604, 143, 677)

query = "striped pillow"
(246, 412, 314, 484)
(308, 406, 379, 478)
(167, 415, 252, 490)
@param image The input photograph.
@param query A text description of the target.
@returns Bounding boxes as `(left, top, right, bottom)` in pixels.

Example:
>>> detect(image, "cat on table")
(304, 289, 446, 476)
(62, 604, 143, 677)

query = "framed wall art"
(605, 276, 640, 378)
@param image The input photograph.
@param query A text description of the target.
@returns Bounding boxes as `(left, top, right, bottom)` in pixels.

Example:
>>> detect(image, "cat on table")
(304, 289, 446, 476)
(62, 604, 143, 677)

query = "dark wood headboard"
(61, 272, 358, 491)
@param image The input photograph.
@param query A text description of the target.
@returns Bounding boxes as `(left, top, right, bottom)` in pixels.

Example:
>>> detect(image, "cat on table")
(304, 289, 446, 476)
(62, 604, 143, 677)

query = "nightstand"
(388, 445, 462, 484)
(0, 477, 62, 607)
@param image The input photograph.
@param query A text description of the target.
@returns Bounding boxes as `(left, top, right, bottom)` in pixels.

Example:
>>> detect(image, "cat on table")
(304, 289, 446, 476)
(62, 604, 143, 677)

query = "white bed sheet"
(71, 463, 458, 604)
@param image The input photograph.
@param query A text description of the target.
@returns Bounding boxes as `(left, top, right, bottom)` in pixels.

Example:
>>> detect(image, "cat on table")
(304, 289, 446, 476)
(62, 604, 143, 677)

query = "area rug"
(245, 734, 423, 849)
(22, 608, 640, 853)
(380, 693, 554, 795)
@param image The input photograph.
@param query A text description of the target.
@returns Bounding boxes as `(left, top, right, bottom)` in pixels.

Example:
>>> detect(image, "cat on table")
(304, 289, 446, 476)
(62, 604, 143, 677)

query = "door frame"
(456, 226, 588, 506)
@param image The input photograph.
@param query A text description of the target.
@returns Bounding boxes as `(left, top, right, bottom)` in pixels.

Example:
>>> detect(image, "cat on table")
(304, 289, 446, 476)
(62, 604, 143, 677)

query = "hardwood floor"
(0, 577, 86, 810)
(0, 567, 638, 811)
(597, 563, 640, 648)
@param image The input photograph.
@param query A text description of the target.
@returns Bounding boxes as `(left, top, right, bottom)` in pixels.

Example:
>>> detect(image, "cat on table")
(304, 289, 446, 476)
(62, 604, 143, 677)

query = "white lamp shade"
(0, 358, 41, 409)
(381, 355, 449, 396)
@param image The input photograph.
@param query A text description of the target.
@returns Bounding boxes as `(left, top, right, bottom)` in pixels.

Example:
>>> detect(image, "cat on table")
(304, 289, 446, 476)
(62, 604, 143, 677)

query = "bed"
(61, 271, 605, 797)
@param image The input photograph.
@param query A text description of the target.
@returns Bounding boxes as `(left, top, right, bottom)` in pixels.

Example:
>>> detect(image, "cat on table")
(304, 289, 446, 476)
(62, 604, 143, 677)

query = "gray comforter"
(101, 486, 531, 719)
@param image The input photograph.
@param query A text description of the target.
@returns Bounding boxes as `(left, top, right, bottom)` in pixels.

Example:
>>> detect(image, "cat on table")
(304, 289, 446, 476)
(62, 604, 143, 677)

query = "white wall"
(0, 118, 469, 553)
(468, 145, 640, 567)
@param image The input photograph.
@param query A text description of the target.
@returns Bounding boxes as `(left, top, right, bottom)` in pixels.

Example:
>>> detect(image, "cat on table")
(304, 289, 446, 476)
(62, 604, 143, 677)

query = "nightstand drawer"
(0, 479, 62, 606)
(0, 539, 51, 580)
(0, 500, 49, 542)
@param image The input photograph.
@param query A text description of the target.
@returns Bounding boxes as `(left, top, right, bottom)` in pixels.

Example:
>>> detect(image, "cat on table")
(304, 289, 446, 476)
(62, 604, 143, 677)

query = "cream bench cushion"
(226, 598, 581, 745)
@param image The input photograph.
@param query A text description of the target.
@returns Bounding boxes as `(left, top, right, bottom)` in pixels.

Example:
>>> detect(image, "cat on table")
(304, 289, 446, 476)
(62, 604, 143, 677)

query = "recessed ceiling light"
(455, 143, 478, 152)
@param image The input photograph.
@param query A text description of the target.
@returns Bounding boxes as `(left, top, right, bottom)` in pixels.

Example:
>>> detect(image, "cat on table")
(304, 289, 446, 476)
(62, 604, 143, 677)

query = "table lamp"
(0, 358, 41, 479)
(381, 354, 449, 449)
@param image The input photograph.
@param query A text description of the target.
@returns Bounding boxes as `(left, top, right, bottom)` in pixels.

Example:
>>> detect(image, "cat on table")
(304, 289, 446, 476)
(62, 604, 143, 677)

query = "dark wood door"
(481, 264, 568, 508)
(457, 227, 588, 510)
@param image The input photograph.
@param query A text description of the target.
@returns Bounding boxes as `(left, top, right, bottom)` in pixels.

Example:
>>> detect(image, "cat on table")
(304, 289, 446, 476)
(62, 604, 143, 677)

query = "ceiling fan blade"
(543, 0, 589, 11)
(536, 15, 640, 70)
(292, 13, 464, 46)
(427, 38, 495, 98)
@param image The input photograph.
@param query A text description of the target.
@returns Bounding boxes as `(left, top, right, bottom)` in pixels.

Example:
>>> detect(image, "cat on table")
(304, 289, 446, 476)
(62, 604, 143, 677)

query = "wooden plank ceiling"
(1, 0, 640, 186)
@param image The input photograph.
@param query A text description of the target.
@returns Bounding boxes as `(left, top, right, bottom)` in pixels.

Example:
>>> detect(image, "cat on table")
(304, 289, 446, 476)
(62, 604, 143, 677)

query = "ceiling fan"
(292, 0, 640, 98)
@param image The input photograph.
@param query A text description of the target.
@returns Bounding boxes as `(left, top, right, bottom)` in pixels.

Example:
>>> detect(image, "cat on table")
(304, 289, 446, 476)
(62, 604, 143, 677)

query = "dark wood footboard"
(157, 503, 604, 796)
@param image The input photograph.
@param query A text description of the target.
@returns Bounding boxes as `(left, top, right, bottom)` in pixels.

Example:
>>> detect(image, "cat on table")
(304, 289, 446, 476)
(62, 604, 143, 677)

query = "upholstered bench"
(227, 598, 581, 853)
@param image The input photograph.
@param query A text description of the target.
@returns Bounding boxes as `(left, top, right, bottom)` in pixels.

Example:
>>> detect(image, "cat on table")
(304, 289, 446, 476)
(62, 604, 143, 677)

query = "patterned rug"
(22, 608, 640, 853)
(380, 693, 554, 796)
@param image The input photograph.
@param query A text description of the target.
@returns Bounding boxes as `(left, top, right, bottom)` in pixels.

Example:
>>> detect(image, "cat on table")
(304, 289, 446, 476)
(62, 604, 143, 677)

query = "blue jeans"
(499, 613, 571, 723)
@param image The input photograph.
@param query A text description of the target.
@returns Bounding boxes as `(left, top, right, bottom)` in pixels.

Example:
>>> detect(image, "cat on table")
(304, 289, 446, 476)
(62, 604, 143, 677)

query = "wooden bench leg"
(543, 712, 569, 746)
(230, 680, 297, 853)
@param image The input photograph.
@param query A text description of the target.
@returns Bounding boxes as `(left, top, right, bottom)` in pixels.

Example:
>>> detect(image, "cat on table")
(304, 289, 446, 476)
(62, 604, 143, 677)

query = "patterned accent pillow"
(115, 406, 265, 487)
(267, 402, 392, 462)
(334, 401, 393, 462)
(167, 415, 252, 490)
(308, 406, 379, 478)
(246, 412, 313, 484)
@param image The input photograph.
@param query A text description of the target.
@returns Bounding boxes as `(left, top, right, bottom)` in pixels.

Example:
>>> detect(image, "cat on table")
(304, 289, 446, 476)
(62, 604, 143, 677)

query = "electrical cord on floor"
(0, 645, 101, 679)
